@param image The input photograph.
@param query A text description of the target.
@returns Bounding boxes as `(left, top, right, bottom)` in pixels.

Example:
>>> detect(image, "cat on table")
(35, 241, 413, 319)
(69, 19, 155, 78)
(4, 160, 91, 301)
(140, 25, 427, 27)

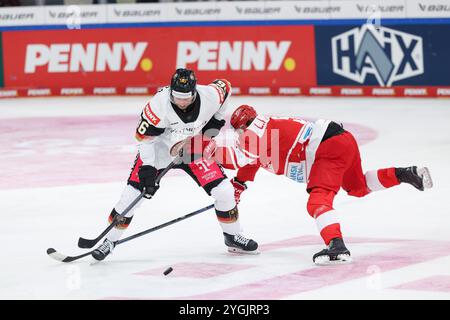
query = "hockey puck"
(163, 267, 173, 276)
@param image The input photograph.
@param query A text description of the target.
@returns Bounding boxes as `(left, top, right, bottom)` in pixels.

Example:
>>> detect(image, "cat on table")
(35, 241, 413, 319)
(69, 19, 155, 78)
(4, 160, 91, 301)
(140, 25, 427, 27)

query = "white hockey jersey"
(135, 79, 231, 169)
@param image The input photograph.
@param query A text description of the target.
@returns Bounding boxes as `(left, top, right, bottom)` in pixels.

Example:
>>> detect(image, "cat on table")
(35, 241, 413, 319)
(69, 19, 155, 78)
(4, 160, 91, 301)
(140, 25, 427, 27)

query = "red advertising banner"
(3, 85, 449, 99)
(2, 25, 316, 89)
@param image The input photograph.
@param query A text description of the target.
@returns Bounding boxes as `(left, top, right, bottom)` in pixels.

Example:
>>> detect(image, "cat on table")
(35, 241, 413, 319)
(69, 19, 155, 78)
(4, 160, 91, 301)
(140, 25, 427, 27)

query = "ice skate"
(396, 166, 433, 191)
(313, 237, 352, 265)
(224, 233, 259, 254)
(91, 239, 116, 261)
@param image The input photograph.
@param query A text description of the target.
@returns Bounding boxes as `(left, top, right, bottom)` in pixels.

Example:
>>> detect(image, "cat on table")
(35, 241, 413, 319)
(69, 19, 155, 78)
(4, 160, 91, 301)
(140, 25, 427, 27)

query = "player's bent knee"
(115, 184, 144, 214)
(307, 202, 333, 218)
(210, 179, 236, 211)
(307, 188, 335, 218)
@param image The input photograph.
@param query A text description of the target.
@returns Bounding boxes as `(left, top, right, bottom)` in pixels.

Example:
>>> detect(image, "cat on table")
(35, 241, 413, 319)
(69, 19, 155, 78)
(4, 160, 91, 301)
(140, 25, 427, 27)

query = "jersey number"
(137, 120, 150, 135)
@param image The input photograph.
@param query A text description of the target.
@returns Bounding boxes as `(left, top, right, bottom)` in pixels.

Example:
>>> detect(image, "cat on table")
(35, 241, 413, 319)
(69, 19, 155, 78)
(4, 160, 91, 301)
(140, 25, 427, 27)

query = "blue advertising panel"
(315, 24, 450, 86)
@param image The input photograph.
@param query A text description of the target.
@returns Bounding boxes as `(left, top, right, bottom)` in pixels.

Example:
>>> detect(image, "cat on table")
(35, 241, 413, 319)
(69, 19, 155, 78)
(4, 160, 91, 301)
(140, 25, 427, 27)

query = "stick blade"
(47, 248, 70, 262)
(78, 237, 97, 249)
(47, 248, 91, 263)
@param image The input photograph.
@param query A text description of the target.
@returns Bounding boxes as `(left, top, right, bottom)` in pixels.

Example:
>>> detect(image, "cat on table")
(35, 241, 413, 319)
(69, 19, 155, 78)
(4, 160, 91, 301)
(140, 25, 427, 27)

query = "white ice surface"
(1, 96, 449, 300)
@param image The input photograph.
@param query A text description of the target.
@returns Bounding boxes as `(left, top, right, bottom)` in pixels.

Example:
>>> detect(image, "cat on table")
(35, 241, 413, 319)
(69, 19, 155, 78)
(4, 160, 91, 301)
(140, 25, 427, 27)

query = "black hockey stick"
(77, 157, 181, 249)
(116, 204, 214, 245)
(47, 203, 214, 263)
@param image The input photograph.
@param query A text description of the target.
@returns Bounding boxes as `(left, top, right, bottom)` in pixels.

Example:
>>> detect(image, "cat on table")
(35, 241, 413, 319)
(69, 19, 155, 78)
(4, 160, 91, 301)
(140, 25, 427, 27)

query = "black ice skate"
(395, 166, 433, 191)
(224, 233, 259, 254)
(313, 237, 352, 265)
(91, 239, 116, 261)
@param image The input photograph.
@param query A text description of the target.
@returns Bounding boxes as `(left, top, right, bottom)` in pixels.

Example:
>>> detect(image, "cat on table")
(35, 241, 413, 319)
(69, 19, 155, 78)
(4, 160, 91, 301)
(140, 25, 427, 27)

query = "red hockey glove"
(231, 177, 247, 204)
(202, 138, 217, 161)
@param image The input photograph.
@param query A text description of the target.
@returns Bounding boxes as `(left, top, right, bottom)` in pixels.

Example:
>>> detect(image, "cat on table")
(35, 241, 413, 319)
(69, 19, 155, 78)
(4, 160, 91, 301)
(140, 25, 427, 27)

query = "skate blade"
(227, 247, 260, 255)
(314, 254, 352, 266)
(418, 167, 433, 189)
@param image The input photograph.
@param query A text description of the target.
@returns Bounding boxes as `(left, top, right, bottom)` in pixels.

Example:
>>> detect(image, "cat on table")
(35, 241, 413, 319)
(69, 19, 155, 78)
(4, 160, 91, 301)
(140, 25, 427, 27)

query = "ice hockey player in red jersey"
(91, 70, 258, 261)
(216, 104, 433, 265)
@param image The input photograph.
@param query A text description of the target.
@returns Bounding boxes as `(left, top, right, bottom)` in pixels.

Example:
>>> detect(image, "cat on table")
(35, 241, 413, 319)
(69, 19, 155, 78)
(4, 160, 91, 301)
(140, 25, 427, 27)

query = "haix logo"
(176, 41, 296, 72)
(24, 42, 153, 73)
(332, 25, 424, 86)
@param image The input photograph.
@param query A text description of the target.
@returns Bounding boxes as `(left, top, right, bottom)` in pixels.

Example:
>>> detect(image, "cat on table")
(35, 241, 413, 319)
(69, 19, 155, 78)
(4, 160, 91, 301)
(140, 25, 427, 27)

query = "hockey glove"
(202, 138, 217, 161)
(231, 177, 247, 204)
(138, 165, 159, 199)
(176, 135, 217, 163)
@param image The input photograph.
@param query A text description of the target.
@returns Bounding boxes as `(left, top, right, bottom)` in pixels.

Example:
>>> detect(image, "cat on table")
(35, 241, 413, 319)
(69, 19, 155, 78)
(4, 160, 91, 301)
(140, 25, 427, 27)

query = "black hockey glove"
(138, 165, 159, 199)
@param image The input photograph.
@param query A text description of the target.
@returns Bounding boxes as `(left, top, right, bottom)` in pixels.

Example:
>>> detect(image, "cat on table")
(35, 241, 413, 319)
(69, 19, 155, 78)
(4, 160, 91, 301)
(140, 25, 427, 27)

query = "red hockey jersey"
(215, 115, 331, 183)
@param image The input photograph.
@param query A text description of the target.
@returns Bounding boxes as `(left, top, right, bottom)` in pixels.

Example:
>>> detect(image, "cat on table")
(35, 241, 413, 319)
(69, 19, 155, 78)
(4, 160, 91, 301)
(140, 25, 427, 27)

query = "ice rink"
(1, 95, 449, 300)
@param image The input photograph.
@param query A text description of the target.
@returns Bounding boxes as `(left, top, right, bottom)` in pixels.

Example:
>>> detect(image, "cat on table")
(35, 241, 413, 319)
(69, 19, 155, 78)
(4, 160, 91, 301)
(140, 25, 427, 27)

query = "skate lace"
(97, 240, 113, 255)
(234, 234, 250, 246)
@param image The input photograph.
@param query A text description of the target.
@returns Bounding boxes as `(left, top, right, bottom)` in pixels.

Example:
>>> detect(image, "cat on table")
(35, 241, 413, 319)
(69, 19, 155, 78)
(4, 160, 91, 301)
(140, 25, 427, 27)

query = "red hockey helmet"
(230, 105, 257, 130)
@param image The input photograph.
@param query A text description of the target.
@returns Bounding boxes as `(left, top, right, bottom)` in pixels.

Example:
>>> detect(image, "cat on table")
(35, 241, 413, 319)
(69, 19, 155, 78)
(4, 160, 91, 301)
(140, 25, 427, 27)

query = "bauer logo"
(331, 25, 424, 86)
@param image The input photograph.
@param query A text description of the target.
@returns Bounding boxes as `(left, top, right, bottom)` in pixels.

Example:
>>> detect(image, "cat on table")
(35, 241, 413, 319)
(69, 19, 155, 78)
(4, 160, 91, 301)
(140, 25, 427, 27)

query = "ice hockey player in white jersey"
(91, 69, 258, 261)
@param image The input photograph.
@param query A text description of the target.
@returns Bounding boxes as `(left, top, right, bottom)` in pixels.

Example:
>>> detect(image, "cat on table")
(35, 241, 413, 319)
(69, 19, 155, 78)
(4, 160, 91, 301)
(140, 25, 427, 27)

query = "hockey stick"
(116, 204, 214, 245)
(77, 157, 181, 249)
(47, 203, 215, 263)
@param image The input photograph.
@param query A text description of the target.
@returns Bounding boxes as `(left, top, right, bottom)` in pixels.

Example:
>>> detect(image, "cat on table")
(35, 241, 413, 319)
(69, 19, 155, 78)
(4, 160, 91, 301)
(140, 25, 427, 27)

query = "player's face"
(170, 90, 196, 110)
(172, 96, 195, 110)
